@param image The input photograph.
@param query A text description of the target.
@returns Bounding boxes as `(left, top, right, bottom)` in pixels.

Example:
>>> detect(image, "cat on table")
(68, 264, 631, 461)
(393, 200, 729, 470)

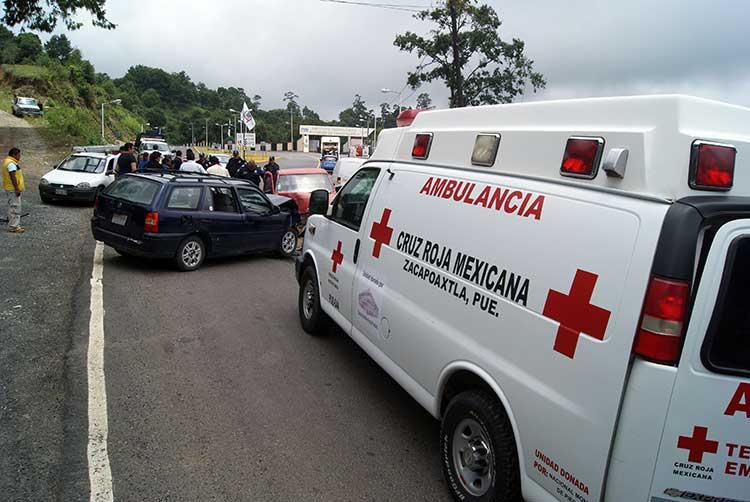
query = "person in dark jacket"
(143, 151, 165, 172)
(173, 150, 183, 171)
(263, 166, 275, 193)
(264, 156, 279, 186)
(226, 150, 245, 177)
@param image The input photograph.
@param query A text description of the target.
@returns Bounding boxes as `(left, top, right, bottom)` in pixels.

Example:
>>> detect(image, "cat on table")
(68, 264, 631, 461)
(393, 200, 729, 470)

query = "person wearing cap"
(226, 150, 245, 177)
(206, 156, 230, 177)
(264, 155, 280, 186)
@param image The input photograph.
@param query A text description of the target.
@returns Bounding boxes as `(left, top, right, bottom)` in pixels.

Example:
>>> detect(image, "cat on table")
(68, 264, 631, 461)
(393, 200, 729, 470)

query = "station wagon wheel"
(175, 235, 205, 272)
(441, 390, 521, 502)
(278, 228, 298, 257)
(298, 266, 330, 335)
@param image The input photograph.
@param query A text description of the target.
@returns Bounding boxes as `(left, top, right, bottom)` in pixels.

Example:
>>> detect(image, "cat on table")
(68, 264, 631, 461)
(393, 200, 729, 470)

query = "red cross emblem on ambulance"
(331, 241, 344, 273)
(543, 269, 611, 359)
(370, 208, 394, 258)
(677, 426, 719, 464)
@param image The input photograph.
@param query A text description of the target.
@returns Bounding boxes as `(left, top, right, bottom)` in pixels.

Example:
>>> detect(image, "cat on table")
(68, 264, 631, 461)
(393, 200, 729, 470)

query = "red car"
(274, 168, 335, 215)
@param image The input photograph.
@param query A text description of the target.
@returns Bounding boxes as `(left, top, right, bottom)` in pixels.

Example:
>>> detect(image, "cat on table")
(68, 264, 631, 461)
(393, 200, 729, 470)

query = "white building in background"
(299, 125, 373, 154)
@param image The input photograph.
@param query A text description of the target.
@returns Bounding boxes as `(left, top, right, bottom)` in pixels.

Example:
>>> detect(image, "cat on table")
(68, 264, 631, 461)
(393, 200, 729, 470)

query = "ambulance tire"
(298, 266, 330, 335)
(441, 390, 521, 502)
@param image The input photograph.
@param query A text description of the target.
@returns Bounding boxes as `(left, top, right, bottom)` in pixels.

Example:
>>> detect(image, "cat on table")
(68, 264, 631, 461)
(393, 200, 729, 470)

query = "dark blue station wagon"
(91, 172, 300, 271)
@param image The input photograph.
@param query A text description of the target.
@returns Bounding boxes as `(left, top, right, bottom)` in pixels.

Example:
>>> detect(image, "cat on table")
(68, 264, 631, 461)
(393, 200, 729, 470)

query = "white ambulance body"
(295, 95, 750, 502)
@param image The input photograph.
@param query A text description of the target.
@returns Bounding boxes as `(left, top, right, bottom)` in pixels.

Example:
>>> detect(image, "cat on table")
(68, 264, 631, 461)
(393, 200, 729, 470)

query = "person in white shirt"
(206, 156, 230, 177)
(179, 149, 207, 174)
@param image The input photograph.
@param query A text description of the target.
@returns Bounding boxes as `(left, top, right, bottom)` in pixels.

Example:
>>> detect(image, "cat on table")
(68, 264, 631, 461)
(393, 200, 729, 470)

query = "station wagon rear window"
(702, 237, 750, 375)
(167, 187, 202, 210)
(105, 177, 161, 206)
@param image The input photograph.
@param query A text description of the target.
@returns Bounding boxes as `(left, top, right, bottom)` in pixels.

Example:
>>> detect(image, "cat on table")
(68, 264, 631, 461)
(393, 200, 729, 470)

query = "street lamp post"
(101, 99, 122, 142)
(230, 108, 243, 156)
(215, 123, 230, 150)
(381, 88, 402, 113)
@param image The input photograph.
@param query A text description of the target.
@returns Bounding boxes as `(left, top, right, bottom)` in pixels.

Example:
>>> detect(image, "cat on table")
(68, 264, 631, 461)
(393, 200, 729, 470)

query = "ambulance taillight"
(560, 137, 605, 179)
(633, 276, 690, 364)
(412, 133, 433, 160)
(689, 141, 736, 191)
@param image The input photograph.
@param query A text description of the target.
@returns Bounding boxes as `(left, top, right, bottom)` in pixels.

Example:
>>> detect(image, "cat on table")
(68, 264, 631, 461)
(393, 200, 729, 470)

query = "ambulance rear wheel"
(441, 390, 521, 502)
(299, 266, 330, 335)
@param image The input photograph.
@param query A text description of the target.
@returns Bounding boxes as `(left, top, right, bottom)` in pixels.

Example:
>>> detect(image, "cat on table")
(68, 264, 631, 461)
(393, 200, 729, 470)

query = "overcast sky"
(44, 0, 750, 120)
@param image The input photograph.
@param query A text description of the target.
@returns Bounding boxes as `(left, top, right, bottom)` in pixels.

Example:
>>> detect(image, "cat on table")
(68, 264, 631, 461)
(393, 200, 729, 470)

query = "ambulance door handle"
(353, 239, 360, 264)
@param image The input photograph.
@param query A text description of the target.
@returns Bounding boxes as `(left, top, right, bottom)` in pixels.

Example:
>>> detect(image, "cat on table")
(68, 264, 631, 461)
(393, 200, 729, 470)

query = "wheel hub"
(452, 418, 494, 497)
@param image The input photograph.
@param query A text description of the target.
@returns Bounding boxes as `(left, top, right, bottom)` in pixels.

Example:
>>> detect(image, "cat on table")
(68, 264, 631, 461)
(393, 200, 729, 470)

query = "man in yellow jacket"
(2, 147, 25, 233)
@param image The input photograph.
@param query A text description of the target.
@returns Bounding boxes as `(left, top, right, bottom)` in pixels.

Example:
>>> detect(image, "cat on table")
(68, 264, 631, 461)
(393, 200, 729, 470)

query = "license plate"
(111, 213, 128, 226)
(55, 189, 67, 195)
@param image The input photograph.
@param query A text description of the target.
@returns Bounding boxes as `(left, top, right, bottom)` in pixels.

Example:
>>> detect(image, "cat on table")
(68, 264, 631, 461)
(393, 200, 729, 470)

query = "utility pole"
(190, 122, 195, 145)
(290, 109, 294, 151)
(205, 119, 209, 146)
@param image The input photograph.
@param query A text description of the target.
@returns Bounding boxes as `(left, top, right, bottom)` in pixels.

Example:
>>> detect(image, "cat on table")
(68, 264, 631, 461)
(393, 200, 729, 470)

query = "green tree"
(0, 26, 14, 49)
(379, 102, 398, 129)
(394, 0, 544, 108)
(16, 32, 42, 62)
(141, 88, 160, 108)
(283, 91, 300, 115)
(44, 34, 73, 62)
(416, 92, 433, 110)
(1, 42, 21, 64)
(338, 94, 369, 127)
(2, 0, 114, 32)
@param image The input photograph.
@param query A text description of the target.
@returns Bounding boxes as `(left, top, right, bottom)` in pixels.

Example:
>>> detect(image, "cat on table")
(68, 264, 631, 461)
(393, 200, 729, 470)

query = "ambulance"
(294, 95, 750, 502)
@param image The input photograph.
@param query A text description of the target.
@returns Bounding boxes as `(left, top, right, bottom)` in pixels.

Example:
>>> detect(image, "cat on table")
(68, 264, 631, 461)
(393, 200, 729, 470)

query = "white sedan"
(39, 153, 117, 203)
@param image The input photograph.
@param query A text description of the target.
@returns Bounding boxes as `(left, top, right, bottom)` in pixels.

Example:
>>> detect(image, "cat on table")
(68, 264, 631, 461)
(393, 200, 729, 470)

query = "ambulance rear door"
(651, 218, 750, 501)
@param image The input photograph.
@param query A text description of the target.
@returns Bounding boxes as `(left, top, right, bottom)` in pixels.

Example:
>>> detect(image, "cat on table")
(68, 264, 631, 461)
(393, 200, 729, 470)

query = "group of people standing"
(225, 151, 280, 193)
(115, 145, 280, 193)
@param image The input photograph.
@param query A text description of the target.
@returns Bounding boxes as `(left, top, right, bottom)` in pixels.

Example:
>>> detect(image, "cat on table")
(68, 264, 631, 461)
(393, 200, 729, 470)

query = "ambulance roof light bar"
(397, 109, 425, 128)
(560, 137, 605, 179)
(689, 140, 736, 191)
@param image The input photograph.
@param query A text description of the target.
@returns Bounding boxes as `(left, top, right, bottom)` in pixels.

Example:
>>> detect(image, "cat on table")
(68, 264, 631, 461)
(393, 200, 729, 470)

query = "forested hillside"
(0, 29, 405, 146)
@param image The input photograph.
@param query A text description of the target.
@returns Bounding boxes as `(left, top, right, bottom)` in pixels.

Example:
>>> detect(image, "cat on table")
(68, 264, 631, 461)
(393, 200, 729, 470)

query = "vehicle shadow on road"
(103, 251, 293, 274)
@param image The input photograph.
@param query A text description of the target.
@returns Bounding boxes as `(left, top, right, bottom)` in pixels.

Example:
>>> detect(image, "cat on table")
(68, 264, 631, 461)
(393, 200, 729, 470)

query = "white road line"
(87, 242, 114, 502)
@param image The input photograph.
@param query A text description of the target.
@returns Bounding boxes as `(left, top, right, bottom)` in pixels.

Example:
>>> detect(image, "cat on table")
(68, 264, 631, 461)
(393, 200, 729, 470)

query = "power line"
(319, 0, 428, 12)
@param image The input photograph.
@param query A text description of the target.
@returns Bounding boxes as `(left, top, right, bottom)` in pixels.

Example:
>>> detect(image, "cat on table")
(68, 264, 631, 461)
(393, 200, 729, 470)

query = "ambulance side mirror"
(309, 189, 329, 216)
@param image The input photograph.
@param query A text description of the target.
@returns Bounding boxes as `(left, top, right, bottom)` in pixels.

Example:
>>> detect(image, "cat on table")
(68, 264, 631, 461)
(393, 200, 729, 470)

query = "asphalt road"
(3, 137, 452, 500)
(93, 248, 450, 501)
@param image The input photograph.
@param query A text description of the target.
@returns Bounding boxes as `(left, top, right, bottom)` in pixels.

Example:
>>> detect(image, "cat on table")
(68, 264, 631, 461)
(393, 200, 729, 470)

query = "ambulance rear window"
(702, 237, 750, 376)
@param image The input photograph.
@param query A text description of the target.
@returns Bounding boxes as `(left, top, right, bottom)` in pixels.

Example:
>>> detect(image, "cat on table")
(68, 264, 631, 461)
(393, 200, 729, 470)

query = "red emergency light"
(633, 276, 690, 364)
(689, 140, 736, 191)
(397, 109, 424, 128)
(560, 137, 605, 179)
(412, 133, 433, 159)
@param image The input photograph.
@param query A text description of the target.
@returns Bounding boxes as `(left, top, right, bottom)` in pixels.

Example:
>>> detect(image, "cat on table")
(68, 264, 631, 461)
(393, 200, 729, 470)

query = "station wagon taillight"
(689, 141, 736, 191)
(560, 137, 605, 179)
(412, 133, 433, 159)
(144, 211, 159, 233)
(633, 276, 690, 364)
